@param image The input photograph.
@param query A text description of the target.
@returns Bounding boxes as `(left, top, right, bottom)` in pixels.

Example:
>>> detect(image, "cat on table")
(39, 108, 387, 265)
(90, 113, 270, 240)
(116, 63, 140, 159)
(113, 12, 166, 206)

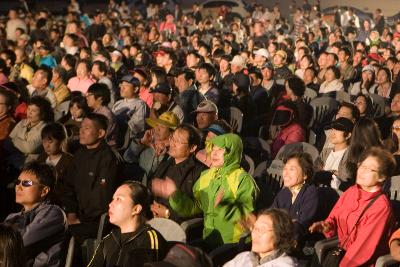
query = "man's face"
(31, 70, 47, 90)
(196, 112, 216, 129)
(79, 118, 103, 147)
(175, 74, 190, 92)
(168, 128, 194, 161)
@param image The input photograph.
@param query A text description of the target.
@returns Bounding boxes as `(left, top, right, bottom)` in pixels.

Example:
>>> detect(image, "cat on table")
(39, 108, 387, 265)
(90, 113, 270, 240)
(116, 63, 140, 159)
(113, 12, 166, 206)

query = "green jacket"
(169, 133, 259, 249)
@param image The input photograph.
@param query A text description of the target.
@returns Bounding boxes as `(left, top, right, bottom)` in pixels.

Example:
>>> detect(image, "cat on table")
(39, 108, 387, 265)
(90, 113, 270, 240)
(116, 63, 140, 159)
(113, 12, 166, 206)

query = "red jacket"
(271, 122, 305, 158)
(324, 185, 395, 267)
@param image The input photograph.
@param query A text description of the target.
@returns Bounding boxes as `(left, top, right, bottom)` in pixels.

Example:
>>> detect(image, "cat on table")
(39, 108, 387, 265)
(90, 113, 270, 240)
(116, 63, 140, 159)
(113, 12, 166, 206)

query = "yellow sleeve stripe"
(150, 230, 159, 250)
(148, 230, 155, 250)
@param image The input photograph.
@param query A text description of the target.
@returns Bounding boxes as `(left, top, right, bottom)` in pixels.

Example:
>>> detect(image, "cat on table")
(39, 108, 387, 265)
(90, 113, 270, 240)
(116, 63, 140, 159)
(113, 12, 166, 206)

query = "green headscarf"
(208, 133, 243, 176)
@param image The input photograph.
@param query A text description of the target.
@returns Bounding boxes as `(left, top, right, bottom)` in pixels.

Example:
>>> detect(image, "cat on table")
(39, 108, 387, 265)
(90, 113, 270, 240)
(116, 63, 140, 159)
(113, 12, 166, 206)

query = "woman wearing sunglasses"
(4, 161, 67, 267)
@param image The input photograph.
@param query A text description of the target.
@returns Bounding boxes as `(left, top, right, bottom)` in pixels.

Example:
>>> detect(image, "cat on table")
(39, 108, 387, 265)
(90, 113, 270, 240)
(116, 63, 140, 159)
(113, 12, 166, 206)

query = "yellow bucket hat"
(146, 111, 179, 129)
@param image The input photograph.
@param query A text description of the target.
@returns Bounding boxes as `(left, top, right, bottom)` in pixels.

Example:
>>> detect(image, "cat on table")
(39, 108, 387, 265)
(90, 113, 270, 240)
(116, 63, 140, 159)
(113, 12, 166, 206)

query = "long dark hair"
(346, 117, 383, 179)
(0, 223, 25, 267)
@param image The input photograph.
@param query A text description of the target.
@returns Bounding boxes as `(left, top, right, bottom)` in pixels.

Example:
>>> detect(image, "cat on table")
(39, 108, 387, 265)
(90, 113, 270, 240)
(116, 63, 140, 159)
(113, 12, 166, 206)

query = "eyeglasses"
(353, 101, 366, 105)
(393, 126, 400, 131)
(358, 164, 379, 173)
(169, 136, 189, 145)
(15, 179, 41, 187)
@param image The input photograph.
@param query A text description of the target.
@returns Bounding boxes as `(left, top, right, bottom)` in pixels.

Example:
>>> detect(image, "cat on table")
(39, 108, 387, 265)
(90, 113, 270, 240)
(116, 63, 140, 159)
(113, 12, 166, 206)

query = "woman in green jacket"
(152, 133, 259, 250)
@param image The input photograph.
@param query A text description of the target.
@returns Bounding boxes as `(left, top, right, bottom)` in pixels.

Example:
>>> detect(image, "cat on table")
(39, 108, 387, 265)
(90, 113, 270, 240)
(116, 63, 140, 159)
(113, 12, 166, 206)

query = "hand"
(309, 221, 332, 233)
(141, 129, 154, 147)
(214, 189, 224, 208)
(151, 201, 169, 218)
(239, 213, 257, 231)
(67, 213, 81, 225)
(152, 177, 177, 199)
(154, 140, 168, 156)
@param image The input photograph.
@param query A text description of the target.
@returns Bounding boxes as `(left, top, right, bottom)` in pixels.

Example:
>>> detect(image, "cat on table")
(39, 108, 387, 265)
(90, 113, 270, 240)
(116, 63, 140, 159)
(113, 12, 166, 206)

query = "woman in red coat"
(310, 147, 396, 267)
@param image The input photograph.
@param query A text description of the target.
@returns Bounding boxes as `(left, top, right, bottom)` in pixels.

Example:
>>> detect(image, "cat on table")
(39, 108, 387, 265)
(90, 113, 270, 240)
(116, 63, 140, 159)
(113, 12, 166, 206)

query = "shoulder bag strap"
(341, 193, 382, 247)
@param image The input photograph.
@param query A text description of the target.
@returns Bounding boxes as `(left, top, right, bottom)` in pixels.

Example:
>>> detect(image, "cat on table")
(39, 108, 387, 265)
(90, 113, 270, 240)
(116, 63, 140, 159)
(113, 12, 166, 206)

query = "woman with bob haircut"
(224, 208, 298, 267)
(88, 181, 168, 267)
(272, 152, 319, 249)
(310, 147, 396, 267)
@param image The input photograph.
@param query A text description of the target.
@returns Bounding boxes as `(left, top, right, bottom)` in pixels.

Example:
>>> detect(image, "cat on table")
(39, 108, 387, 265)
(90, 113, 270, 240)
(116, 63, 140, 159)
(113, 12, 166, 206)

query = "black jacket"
(61, 141, 119, 223)
(88, 225, 168, 267)
(150, 155, 207, 222)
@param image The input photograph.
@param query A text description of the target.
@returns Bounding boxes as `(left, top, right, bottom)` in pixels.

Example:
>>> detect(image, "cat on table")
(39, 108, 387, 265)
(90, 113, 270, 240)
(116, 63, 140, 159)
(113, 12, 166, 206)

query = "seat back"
(229, 107, 243, 133)
(375, 254, 400, 267)
(384, 176, 400, 223)
(54, 100, 71, 121)
(336, 90, 350, 103)
(266, 159, 285, 194)
(148, 218, 186, 242)
(309, 97, 339, 128)
(303, 87, 318, 104)
(275, 142, 319, 162)
(254, 161, 268, 179)
(243, 155, 255, 176)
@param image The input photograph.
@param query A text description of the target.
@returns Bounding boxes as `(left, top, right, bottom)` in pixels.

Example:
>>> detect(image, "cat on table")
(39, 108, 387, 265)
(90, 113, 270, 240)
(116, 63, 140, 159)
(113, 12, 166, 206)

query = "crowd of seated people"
(1, 1, 400, 266)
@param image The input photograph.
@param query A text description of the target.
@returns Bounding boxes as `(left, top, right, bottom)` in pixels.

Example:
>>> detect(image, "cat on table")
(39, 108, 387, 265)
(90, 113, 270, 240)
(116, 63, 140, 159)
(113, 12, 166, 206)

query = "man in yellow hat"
(123, 111, 179, 183)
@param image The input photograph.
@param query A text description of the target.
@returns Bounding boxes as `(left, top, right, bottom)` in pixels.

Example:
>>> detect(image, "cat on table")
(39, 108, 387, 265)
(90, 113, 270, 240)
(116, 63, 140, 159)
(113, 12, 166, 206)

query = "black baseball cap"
(325, 117, 354, 133)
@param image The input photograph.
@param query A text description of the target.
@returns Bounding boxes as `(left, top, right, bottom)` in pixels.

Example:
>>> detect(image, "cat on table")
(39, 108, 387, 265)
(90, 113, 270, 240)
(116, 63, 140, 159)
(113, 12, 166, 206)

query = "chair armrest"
(315, 236, 339, 263)
(375, 254, 400, 267)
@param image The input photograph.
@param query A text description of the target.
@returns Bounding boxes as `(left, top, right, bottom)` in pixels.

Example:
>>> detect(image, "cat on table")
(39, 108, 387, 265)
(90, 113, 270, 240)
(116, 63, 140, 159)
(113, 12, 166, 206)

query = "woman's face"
(210, 145, 225, 168)
(354, 96, 367, 115)
(251, 214, 276, 258)
(27, 104, 41, 124)
(392, 119, 400, 140)
(15, 171, 48, 210)
(324, 69, 336, 82)
(108, 185, 135, 227)
(76, 63, 89, 79)
(91, 41, 99, 52)
(300, 56, 310, 69)
(282, 158, 306, 188)
(356, 156, 384, 192)
(329, 128, 348, 145)
(70, 103, 84, 119)
(361, 71, 373, 82)
(376, 70, 389, 84)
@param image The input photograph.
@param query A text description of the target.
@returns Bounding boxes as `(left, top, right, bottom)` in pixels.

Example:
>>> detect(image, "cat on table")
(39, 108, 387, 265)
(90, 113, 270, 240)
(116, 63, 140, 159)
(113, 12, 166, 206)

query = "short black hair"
(87, 83, 111, 105)
(284, 152, 314, 181)
(37, 66, 53, 86)
(286, 76, 306, 97)
(41, 122, 67, 142)
(29, 96, 54, 122)
(85, 112, 108, 131)
(176, 123, 201, 149)
(327, 65, 341, 79)
(92, 60, 108, 75)
(1, 49, 16, 66)
(338, 102, 360, 121)
(69, 94, 90, 116)
(62, 54, 77, 68)
(197, 63, 215, 78)
(177, 68, 195, 81)
(21, 161, 56, 193)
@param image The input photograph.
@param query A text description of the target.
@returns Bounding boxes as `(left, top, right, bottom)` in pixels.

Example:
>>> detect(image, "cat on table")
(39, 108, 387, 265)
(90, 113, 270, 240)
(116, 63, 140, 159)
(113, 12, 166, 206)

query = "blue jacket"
(272, 184, 319, 242)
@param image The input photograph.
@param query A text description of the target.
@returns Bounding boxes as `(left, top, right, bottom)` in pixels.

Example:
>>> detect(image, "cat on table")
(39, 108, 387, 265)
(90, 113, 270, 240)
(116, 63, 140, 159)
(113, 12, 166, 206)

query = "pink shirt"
(67, 76, 95, 95)
(139, 87, 153, 108)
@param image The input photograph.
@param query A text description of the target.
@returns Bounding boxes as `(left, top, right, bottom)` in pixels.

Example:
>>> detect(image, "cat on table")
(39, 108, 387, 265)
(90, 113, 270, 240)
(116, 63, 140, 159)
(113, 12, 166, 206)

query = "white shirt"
(324, 148, 347, 172)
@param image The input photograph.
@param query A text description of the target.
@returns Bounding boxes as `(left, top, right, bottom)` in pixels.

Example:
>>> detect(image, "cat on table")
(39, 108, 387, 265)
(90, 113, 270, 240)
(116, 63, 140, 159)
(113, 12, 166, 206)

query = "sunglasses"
(15, 179, 41, 187)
